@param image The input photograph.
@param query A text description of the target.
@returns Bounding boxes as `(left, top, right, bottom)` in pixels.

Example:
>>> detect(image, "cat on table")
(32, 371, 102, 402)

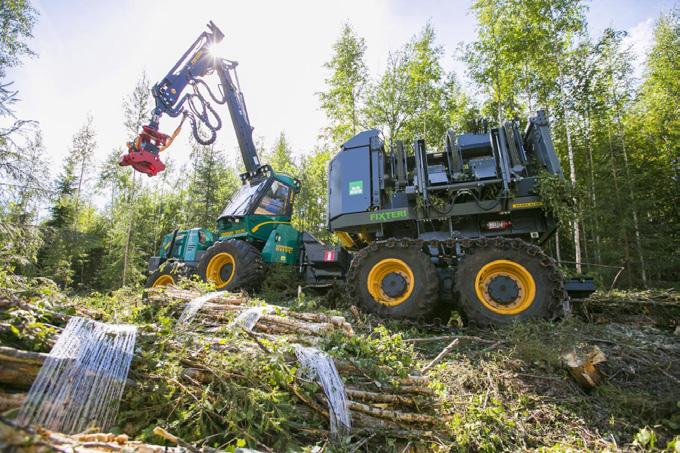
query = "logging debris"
(2, 275, 680, 451)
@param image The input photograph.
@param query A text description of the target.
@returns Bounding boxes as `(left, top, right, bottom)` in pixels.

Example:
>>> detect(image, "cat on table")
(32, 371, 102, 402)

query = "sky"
(4, 0, 676, 184)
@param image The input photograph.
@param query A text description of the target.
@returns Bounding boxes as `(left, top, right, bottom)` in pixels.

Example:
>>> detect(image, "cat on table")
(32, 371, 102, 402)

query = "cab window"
(254, 181, 290, 216)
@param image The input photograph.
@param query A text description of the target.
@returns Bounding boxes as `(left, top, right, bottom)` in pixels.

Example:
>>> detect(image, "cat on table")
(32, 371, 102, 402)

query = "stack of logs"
(0, 286, 441, 440)
(146, 286, 355, 337)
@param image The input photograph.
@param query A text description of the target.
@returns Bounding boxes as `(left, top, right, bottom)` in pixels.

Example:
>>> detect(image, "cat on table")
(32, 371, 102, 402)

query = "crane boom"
(119, 22, 261, 178)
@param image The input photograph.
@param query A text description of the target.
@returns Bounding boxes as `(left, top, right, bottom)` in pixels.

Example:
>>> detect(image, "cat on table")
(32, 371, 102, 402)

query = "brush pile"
(1, 283, 442, 451)
(2, 272, 679, 451)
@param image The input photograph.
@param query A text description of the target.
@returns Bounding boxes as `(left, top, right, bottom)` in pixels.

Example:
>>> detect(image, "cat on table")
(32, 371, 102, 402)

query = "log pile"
(146, 286, 354, 336)
(1, 286, 442, 446)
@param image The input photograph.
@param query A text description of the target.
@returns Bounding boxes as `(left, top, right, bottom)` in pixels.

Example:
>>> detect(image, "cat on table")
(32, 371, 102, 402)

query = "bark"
(122, 171, 136, 287)
(584, 111, 602, 264)
(345, 389, 419, 407)
(0, 346, 47, 388)
(347, 400, 439, 425)
(0, 389, 26, 412)
(615, 119, 648, 287)
(558, 70, 582, 273)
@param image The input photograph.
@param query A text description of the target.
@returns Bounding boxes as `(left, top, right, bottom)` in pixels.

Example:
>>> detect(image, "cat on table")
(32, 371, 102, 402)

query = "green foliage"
(633, 427, 657, 450)
(262, 132, 298, 177)
(319, 23, 368, 146)
(320, 325, 415, 381)
(186, 142, 240, 227)
(293, 149, 332, 240)
(536, 171, 580, 228)
(260, 263, 300, 303)
(0, 0, 38, 78)
(366, 23, 477, 146)
(448, 396, 518, 452)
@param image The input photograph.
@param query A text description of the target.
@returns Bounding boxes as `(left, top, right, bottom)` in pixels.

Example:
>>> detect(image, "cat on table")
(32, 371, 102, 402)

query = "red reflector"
(324, 250, 336, 262)
(484, 220, 512, 231)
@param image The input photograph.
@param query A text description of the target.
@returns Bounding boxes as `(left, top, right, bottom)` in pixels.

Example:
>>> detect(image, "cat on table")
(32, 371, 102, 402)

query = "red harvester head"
(119, 125, 170, 177)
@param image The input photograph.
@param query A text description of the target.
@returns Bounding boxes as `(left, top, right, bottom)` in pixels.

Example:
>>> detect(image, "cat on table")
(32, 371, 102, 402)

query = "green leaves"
(319, 23, 368, 146)
(0, 0, 38, 78)
(365, 23, 476, 146)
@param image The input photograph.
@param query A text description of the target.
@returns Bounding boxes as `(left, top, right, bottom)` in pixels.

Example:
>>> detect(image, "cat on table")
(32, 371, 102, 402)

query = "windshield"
(219, 180, 266, 217)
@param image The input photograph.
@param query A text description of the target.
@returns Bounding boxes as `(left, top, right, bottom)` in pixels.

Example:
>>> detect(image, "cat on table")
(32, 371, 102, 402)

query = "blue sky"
(4, 0, 676, 184)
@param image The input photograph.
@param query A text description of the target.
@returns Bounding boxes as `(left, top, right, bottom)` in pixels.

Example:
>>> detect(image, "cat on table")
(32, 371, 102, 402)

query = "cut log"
(347, 401, 439, 425)
(345, 389, 419, 407)
(0, 389, 26, 412)
(0, 346, 48, 388)
(405, 335, 496, 344)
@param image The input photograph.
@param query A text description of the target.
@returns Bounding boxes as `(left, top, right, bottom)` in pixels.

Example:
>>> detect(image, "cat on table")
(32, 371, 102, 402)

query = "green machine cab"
(146, 167, 305, 289)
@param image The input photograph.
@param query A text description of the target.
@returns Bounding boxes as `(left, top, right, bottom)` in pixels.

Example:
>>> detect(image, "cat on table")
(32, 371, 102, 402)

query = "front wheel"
(145, 262, 181, 288)
(454, 238, 568, 326)
(197, 240, 264, 291)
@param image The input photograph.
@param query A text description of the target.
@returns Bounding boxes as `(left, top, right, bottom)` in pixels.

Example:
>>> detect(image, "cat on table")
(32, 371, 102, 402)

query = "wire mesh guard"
(231, 305, 275, 332)
(295, 346, 351, 437)
(17, 317, 137, 434)
(177, 291, 226, 324)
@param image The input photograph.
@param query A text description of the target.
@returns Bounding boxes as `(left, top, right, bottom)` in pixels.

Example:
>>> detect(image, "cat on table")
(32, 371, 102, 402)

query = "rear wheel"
(197, 240, 264, 291)
(145, 262, 181, 288)
(454, 238, 567, 326)
(348, 239, 438, 318)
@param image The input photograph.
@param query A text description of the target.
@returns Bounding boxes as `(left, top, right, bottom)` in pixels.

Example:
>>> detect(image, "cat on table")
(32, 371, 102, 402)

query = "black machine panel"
(328, 130, 381, 221)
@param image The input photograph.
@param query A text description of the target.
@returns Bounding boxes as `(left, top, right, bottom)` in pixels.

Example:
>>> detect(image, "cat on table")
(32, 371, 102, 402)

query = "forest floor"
(0, 268, 678, 452)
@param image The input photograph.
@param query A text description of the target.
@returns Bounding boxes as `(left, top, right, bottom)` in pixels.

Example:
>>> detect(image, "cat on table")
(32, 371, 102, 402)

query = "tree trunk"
(607, 129, 633, 288)
(584, 110, 601, 264)
(615, 116, 648, 288)
(557, 66, 582, 274)
(122, 172, 136, 287)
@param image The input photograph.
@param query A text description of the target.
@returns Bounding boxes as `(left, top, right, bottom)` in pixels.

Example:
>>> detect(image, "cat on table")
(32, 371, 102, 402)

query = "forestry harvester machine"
(120, 22, 593, 326)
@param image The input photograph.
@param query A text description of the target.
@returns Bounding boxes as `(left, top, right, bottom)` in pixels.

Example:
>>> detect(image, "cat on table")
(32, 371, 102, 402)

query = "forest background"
(0, 0, 678, 291)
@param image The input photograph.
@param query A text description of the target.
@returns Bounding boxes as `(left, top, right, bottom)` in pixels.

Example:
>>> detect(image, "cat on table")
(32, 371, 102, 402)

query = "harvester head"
(119, 125, 170, 177)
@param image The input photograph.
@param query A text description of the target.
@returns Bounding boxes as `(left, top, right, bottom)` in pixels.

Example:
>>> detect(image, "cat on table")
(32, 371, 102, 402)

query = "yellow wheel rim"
(152, 274, 175, 287)
(474, 259, 536, 315)
(367, 258, 415, 306)
(206, 252, 236, 289)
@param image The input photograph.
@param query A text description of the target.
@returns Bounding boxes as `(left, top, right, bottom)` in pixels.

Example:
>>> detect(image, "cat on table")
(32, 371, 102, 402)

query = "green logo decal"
(369, 209, 408, 222)
(348, 180, 364, 196)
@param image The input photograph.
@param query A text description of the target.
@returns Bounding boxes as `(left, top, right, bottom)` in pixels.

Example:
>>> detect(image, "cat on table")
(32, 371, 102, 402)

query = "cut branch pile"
(0, 417, 189, 453)
(2, 286, 442, 449)
(147, 286, 437, 432)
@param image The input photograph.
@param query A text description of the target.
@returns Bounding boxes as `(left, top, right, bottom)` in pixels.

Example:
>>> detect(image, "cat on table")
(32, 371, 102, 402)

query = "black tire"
(145, 262, 181, 288)
(454, 237, 568, 327)
(197, 240, 264, 291)
(347, 239, 439, 319)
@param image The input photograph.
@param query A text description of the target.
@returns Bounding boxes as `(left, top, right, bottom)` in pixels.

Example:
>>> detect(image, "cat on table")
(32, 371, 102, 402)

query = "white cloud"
(623, 17, 655, 79)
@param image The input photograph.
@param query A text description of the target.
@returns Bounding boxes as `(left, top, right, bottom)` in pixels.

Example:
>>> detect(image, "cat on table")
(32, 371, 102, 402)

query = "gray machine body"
(327, 110, 564, 244)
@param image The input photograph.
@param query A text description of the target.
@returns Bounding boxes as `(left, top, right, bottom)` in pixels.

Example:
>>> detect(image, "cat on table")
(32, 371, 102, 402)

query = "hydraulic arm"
(119, 21, 261, 178)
